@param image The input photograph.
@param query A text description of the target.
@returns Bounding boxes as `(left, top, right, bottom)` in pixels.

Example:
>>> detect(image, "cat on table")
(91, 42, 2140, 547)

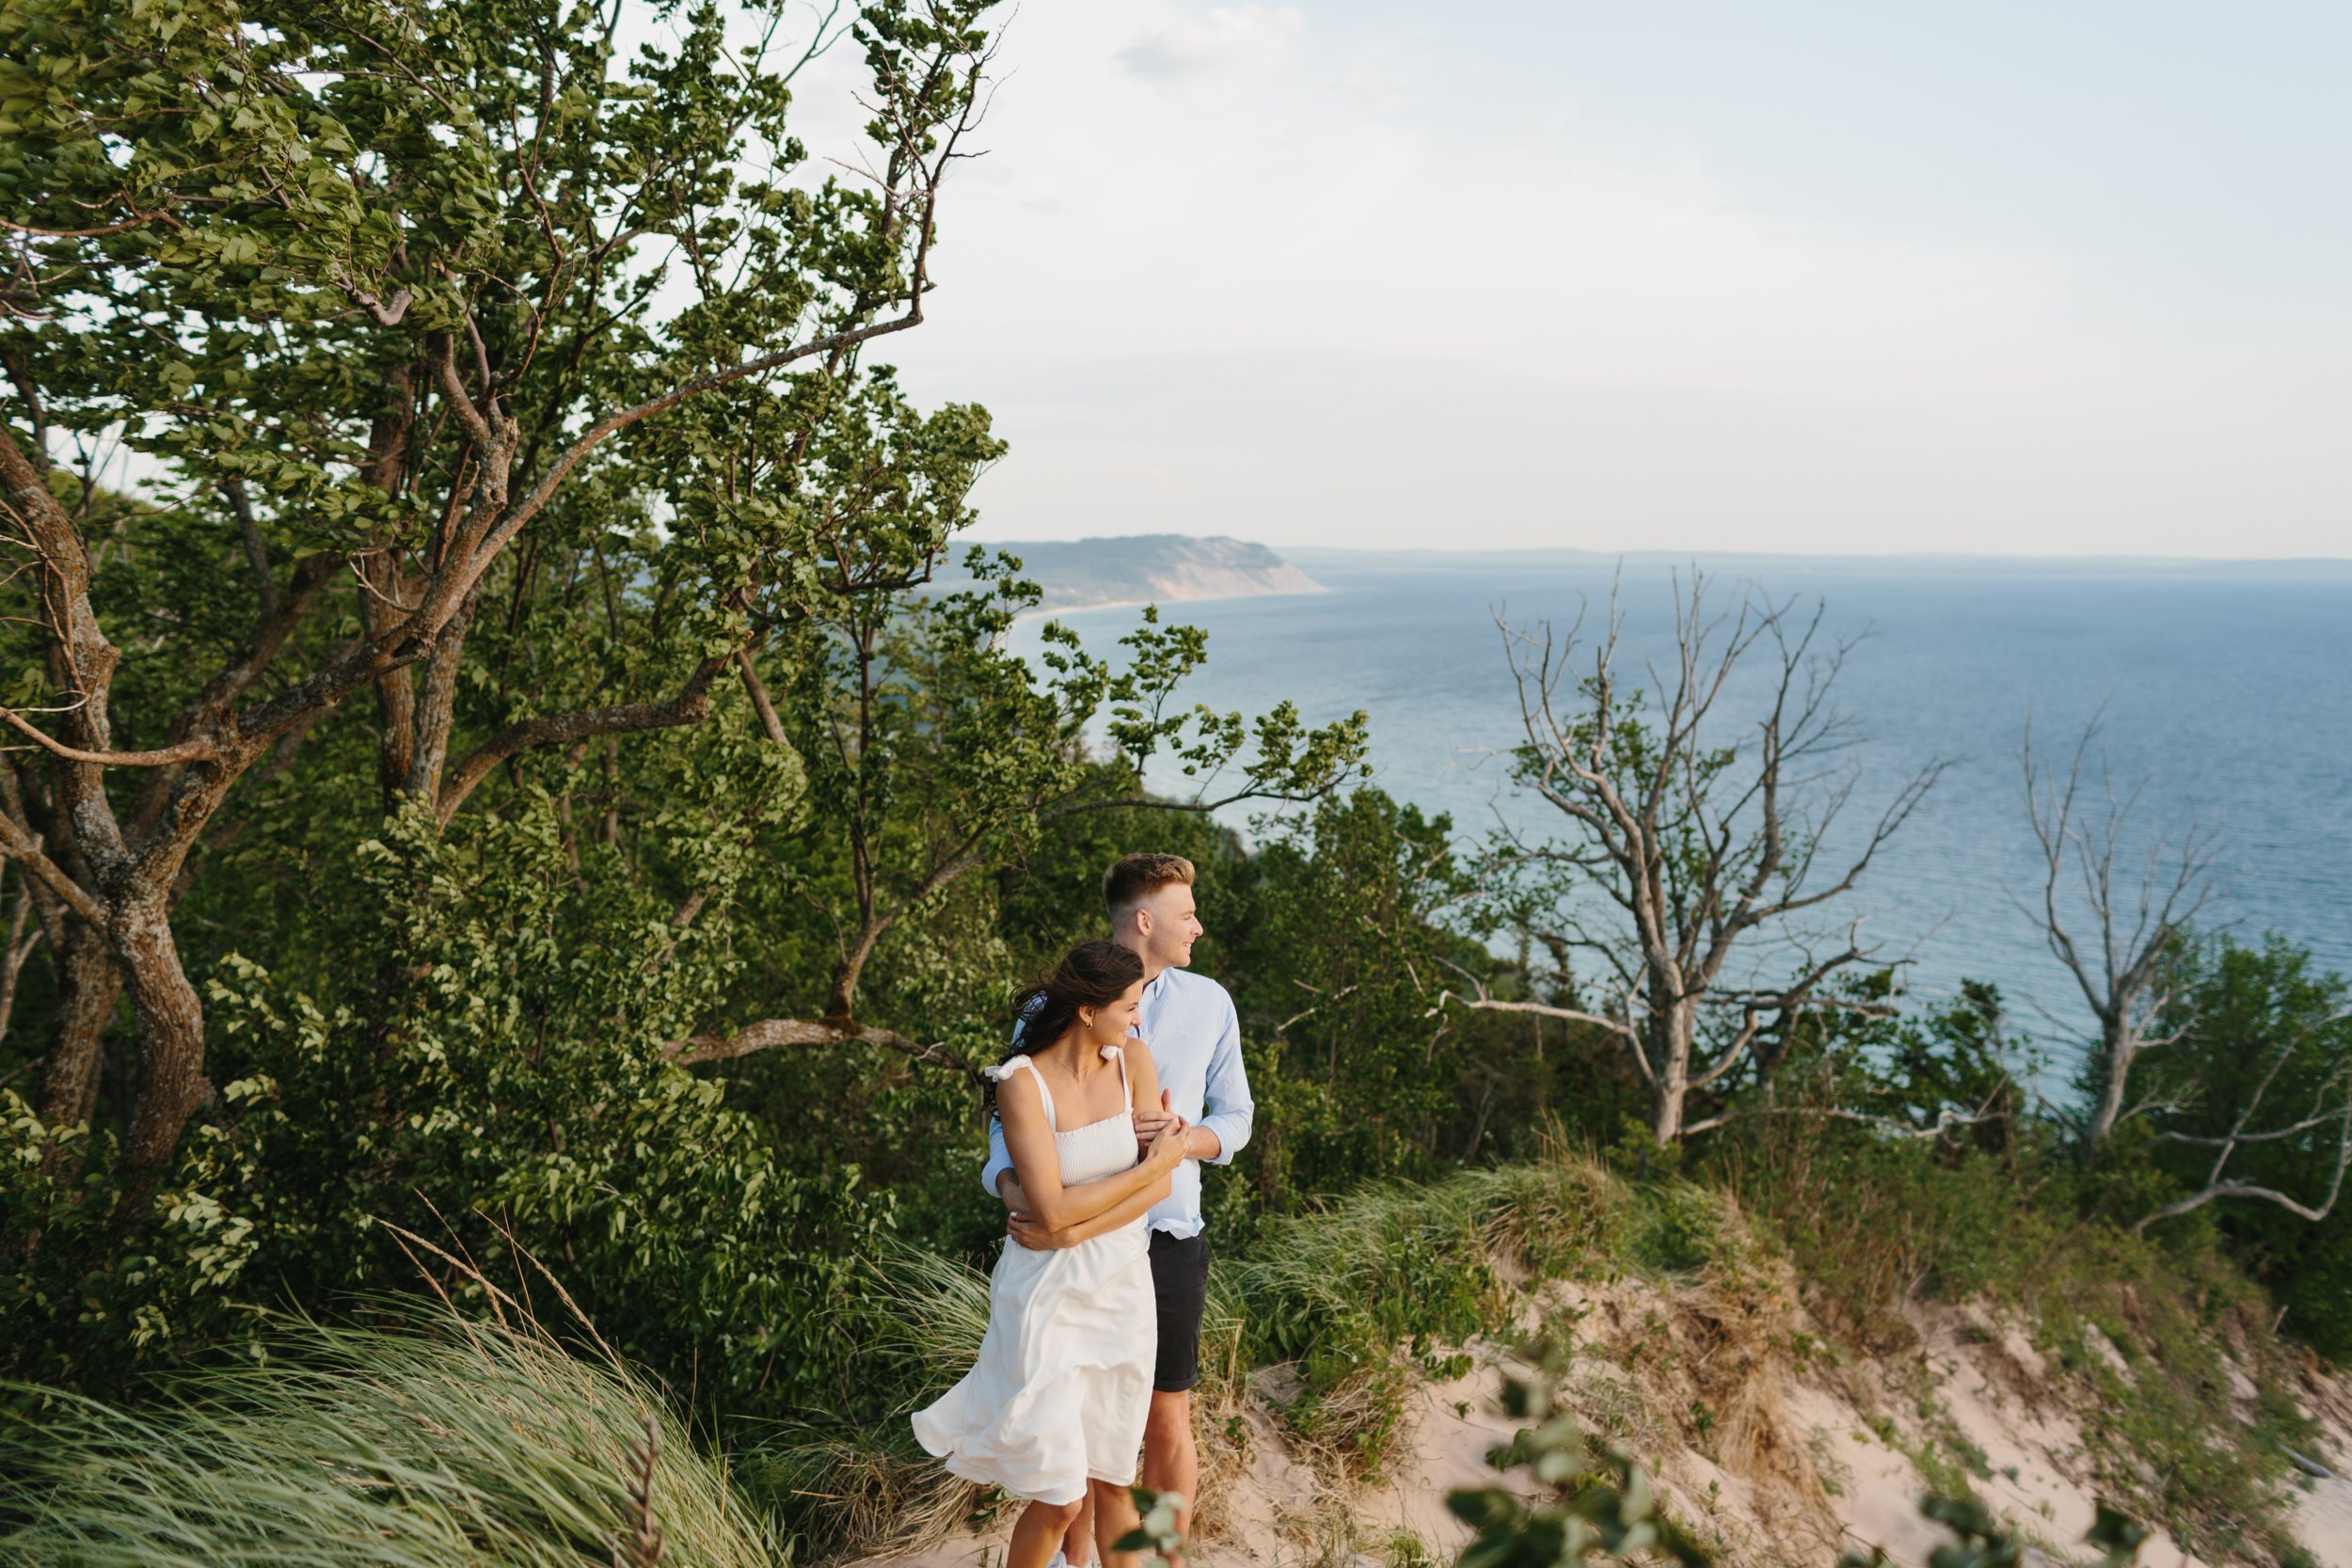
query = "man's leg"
(1143, 1231, 1211, 1560)
(1141, 1389, 1198, 1544)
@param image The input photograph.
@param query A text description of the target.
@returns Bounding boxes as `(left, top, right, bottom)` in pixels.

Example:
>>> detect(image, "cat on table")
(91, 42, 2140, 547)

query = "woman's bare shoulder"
(1121, 1040, 1161, 1098)
(994, 1059, 1048, 1123)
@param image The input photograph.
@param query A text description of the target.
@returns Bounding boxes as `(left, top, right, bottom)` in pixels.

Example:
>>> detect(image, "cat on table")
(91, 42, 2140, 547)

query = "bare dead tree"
(2016, 715, 2225, 1155)
(1440, 570, 1943, 1144)
(2132, 1015, 2352, 1233)
(2021, 721, 2352, 1228)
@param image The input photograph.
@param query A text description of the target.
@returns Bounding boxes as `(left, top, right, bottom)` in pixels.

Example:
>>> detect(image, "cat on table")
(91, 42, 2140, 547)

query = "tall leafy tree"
(0, 0, 995, 1220)
(1220, 787, 1491, 1202)
(679, 559, 1371, 1061)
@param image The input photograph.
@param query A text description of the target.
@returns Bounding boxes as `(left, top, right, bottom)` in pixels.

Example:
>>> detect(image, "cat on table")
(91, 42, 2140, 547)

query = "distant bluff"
(945, 535, 1324, 613)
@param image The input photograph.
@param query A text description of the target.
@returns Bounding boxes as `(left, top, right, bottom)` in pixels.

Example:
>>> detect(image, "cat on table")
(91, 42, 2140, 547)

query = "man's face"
(1137, 883, 1204, 970)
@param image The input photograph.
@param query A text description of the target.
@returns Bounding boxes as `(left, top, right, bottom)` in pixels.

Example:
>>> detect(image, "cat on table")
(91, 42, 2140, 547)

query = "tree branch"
(0, 813, 103, 929)
(735, 647, 787, 746)
(663, 1016, 980, 1081)
(467, 310, 930, 591)
(0, 704, 215, 767)
(1431, 988, 1641, 1042)
(433, 657, 727, 823)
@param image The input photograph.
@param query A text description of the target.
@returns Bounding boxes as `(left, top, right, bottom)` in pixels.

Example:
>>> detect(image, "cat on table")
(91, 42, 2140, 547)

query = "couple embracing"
(914, 853, 1252, 1568)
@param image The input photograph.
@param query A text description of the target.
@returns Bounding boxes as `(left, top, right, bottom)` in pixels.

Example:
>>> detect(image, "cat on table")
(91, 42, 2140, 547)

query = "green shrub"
(3, 798, 893, 1433)
(1448, 1338, 1708, 1568)
(1629, 1181, 1723, 1275)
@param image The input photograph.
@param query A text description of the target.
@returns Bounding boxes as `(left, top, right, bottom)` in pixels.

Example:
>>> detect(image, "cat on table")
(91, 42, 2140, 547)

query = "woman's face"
(1083, 979, 1145, 1049)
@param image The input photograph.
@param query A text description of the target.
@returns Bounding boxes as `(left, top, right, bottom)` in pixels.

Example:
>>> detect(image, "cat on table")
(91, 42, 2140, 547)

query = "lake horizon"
(1008, 546, 2352, 1052)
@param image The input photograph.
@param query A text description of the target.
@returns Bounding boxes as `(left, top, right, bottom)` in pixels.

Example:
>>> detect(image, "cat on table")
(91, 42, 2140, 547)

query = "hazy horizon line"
(961, 531, 2352, 570)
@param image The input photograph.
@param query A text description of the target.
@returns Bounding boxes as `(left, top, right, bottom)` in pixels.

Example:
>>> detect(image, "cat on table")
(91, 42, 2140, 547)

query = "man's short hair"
(1104, 852, 1196, 916)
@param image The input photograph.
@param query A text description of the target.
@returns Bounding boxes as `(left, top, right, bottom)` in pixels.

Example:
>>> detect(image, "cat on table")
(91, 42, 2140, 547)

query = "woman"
(913, 940, 1187, 1568)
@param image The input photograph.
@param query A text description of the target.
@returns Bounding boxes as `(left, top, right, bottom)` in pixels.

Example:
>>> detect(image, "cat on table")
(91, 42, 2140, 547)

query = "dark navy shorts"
(1148, 1229, 1210, 1393)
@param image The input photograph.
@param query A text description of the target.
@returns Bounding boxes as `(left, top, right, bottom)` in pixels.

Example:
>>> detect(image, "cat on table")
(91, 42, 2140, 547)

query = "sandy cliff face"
(1126, 553, 1322, 608)
(949, 535, 1325, 613)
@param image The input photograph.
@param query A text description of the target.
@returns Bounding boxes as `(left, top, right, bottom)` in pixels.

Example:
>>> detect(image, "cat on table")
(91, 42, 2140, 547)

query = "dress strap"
(1102, 1042, 1132, 1111)
(989, 1053, 1055, 1131)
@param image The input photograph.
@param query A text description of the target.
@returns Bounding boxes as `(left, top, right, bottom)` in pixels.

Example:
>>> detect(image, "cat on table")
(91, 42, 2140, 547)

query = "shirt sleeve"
(980, 1113, 1013, 1200)
(1197, 993, 1253, 1164)
(979, 1007, 1032, 1199)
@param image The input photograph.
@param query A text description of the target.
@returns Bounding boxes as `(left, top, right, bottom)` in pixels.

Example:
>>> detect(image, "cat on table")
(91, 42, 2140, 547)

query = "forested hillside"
(2, 1, 2347, 1565)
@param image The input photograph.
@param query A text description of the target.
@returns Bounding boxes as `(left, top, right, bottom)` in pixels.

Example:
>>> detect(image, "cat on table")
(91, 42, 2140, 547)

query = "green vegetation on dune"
(743, 1132, 2318, 1563)
(0, 1124, 2328, 1564)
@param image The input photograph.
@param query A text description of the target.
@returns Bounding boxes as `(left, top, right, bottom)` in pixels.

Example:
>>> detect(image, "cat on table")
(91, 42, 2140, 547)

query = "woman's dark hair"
(992, 940, 1144, 1108)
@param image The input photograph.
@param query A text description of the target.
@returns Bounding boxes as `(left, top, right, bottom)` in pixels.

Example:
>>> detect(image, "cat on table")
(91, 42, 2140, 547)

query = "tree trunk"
(823, 911, 899, 1026)
(401, 589, 481, 803)
(108, 885, 211, 1227)
(359, 370, 420, 812)
(823, 955, 866, 1028)
(358, 550, 420, 811)
(1646, 1000, 1694, 1145)
(2082, 1010, 2132, 1157)
(0, 884, 40, 1045)
(36, 927, 123, 1175)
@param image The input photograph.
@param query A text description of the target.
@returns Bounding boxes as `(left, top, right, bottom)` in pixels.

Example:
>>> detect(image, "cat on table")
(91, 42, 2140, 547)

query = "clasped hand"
(1132, 1086, 1182, 1150)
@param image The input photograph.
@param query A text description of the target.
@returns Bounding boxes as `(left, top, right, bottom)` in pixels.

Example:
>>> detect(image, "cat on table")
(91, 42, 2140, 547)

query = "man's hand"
(996, 1171, 1028, 1213)
(1008, 1211, 1077, 1251)
(1134, 1087, 1178, 1150)
(1143, 1112, 1189, 1175)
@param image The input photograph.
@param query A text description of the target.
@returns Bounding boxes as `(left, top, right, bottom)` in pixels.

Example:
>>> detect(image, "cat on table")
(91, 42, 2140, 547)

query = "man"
(983, 852, 1253, 1567)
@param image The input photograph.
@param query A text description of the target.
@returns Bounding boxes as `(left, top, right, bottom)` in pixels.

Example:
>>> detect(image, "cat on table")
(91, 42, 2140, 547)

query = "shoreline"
(1008, 582, 1332, 625)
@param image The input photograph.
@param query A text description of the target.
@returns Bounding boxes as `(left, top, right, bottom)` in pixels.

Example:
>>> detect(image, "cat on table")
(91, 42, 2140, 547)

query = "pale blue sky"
(795, 2, 2350, 555)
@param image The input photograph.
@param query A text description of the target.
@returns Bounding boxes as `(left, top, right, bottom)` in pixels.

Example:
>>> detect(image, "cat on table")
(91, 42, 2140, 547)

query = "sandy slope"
(856, 1277, 2352, 1568)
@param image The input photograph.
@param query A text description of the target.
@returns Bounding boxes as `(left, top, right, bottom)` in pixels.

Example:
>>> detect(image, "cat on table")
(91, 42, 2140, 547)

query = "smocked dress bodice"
(992, 1047, 1140, 1187)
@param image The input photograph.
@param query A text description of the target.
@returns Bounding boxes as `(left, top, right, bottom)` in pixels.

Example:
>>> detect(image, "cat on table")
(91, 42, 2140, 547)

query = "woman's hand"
(1007, 1211, 1077, 1251)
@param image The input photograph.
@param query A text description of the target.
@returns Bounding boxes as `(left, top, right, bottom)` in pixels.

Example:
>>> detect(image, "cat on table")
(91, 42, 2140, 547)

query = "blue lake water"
(1008, 551, 2352, 1036)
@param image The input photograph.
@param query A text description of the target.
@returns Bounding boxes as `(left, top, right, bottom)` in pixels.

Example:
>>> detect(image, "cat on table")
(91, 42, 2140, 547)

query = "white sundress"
(912, 1045, 1157, 1505)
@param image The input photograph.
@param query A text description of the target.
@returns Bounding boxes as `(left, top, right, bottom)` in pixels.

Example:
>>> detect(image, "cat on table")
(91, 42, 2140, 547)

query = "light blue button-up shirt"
(981, 965, 1253, 1239)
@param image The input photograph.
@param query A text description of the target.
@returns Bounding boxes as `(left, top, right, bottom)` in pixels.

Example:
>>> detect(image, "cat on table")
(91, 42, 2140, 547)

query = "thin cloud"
(1116, 6, 1304, 81)
(787, 2, 2348, 559)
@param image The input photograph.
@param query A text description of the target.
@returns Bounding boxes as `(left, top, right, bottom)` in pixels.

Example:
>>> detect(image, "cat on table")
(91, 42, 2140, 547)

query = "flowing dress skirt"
(912, 1220, 1157, 1505)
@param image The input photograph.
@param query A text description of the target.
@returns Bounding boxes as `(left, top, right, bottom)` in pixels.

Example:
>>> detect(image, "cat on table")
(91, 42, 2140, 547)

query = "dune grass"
(1213, 1156, 1618, 1473)
(0, 1304, 783, 1568)
(738, 1241, 993, 1560)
